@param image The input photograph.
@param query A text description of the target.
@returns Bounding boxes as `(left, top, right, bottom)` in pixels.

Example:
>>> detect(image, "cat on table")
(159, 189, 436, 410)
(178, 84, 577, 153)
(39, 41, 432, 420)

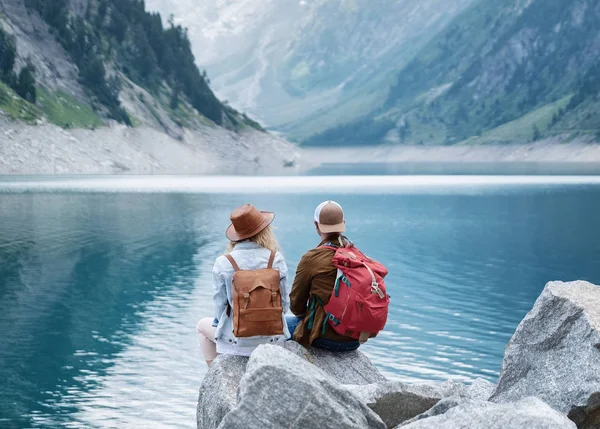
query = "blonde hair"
(225, 225, 280, 254)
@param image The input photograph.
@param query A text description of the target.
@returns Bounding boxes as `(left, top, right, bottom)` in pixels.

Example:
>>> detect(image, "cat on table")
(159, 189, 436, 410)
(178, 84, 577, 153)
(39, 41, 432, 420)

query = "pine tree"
(132, 24, 157, 81)
(109, 7, 128, 43)
(170, 88, 180, 110)
(24, 0, 228, 126)
(15, 61, 37, 103)
(0, 30, 17, 84)
(532, 124, 542, 141)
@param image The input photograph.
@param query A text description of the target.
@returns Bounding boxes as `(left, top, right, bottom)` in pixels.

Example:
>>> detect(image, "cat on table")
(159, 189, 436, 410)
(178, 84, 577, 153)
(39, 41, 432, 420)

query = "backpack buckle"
(371, 283, 385, 299)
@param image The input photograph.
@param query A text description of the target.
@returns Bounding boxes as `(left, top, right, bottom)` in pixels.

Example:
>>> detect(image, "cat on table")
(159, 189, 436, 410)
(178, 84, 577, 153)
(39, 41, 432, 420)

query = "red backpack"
(316, 240, 390, 343)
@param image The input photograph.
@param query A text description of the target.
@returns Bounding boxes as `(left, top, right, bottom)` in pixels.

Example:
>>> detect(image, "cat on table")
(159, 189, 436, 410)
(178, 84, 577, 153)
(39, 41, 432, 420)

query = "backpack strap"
(227, 252, 275, 270)
(306, 295, 324, 331)
(267, 251, 275, 269)
(224, 254, 239, 317)
(225, 254, 241, 271)
(320, 235, 352, 249)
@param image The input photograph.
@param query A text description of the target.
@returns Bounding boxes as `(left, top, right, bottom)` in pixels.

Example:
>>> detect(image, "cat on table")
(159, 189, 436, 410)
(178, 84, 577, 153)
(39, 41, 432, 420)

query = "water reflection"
(0, 194, 216, 428)
(0, 184, 599, 428)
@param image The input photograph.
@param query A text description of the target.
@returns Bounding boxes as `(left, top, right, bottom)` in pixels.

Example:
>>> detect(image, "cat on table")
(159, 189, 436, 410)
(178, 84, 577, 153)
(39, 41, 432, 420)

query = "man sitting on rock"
(286, 200, 389, 351)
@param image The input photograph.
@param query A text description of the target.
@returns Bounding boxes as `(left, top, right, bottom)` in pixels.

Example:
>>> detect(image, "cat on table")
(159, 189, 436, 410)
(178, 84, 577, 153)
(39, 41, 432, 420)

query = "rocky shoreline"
(197, 281, 600, 428)
(4, 115, 600, 176)
(304, 139, 600, 166)
(0, 116, 303, 175)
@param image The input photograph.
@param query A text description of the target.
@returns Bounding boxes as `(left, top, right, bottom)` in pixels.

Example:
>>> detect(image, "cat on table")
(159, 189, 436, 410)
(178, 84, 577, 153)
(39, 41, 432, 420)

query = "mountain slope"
(308, 0, 600, 146)
(0, 0, 262, 134)
(0, 0, 300, 175)
(145, 0, 474, 141)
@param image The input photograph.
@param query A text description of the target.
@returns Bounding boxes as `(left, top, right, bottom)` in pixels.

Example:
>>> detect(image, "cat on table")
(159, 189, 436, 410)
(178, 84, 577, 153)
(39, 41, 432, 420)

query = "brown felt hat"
(226, 204, 275, 242)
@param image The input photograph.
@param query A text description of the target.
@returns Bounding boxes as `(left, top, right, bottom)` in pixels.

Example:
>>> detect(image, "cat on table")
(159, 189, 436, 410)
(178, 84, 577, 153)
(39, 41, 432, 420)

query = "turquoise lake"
(1, 175, 600, 428)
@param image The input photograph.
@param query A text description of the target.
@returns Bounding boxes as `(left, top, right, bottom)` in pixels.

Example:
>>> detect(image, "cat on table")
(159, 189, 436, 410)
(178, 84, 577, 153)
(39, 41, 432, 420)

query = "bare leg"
(196, 318, 218, 366)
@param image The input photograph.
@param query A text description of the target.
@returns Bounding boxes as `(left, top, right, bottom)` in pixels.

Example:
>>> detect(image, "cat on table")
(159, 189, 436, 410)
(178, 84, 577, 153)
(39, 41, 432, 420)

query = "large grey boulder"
(345, 382, 445, 428)
(217, 344, 386, 429)
(467, 378, 496, 401)
(397, 397, 577, 429)
(399, 397, 473, 426)
(348, 378, 495, 428)
(282, 341, 387, 385)
(393, 378, 496, 427)
(490, 281, 600, 428)
(196, 342, 386, 429)
(196, 355, 248, 429)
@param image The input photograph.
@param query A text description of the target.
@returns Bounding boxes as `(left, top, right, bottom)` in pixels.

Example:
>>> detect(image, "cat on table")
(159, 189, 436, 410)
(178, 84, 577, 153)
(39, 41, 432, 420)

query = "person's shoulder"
(301, 246, 332, 261)
(272, 250, 286, 264)
(213, 254, 234, 271)
(274, 250, 286, 260)
(273, 251, 288, 272)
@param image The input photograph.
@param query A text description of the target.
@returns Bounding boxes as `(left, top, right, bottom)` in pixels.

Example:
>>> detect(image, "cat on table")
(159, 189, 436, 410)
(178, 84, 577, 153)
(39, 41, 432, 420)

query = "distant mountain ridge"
(307, 0, 600, 146)
(145, 0, 474, 141)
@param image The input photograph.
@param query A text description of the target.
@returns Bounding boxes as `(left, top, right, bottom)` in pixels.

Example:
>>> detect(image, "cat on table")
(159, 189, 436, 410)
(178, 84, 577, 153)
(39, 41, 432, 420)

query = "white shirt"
(212, 241, 290, 355)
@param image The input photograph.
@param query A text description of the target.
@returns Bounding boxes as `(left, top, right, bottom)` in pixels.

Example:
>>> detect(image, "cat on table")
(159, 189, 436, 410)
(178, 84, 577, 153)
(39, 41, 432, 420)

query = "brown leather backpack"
(225, 251, 284, 338)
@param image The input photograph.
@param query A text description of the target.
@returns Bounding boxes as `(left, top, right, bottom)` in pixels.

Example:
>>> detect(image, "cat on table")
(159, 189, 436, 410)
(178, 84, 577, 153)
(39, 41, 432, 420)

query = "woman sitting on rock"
(196, 204, 290, 366)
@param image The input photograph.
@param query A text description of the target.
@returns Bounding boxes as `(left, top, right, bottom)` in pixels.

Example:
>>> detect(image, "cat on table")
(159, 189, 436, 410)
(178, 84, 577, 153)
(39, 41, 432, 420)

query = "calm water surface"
(1, 176, 600, 428)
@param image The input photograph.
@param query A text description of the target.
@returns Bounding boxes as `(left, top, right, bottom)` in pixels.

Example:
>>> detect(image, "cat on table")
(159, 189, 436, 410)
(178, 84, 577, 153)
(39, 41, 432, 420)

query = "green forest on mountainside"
(0, 27, 36, 101)
(16, 0, 262, 130)
(305, 0, 600, 146)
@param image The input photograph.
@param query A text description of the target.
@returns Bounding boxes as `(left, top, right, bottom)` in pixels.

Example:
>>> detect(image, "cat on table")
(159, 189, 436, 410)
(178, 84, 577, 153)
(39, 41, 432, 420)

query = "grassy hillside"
(306, 0, 600, 146)
(0, 81, 39, 122)
(37, 88, 103, 129)
(0, 80, 106, 129)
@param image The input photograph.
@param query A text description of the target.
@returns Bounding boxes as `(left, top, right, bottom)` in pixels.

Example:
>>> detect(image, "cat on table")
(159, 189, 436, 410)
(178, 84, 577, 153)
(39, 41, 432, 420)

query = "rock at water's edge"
(196, 342, 386, 429)
(490, 281, 600, 428)
(345, 381, 444, 428)
(217, 344, 386, 429)
(196, 355, 248, 429)
(394, 378, 496, 427)
(398, 397, 577, 429)
(282, 341, 387, 385)
(467, 378, 495, 401)
(398, 397, 476, 427)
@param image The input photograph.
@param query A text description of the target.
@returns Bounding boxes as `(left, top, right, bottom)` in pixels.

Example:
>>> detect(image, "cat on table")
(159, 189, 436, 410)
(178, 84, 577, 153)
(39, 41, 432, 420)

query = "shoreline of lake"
(3, 117, 600, 176)
(0, 116, 304, 175)
(304, 140, 600, 171)
(309, 161, 600, 176)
